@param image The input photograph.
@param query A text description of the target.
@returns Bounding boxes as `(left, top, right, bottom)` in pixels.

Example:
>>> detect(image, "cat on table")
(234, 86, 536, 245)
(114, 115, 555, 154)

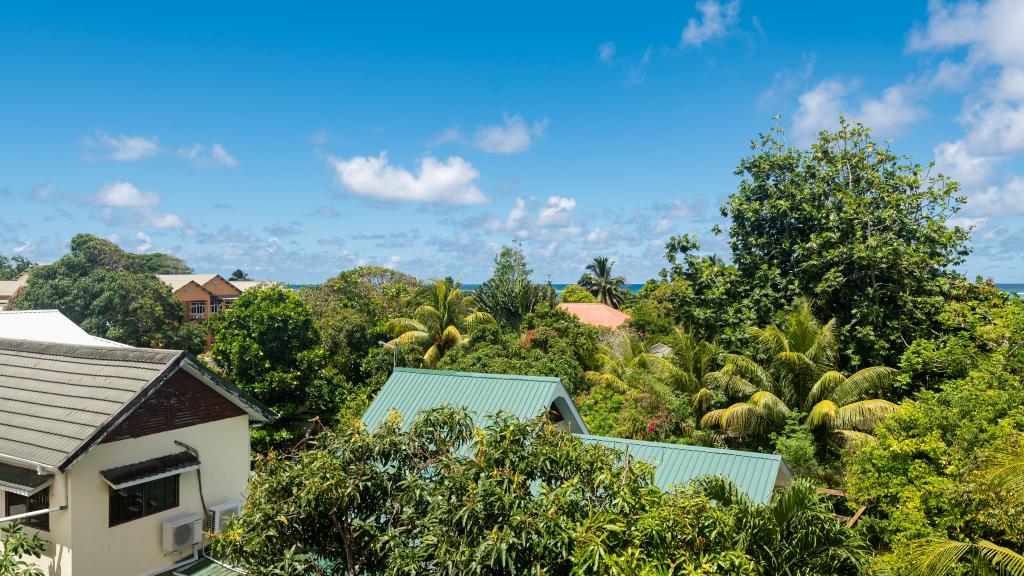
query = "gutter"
(0, 452, 57, 474)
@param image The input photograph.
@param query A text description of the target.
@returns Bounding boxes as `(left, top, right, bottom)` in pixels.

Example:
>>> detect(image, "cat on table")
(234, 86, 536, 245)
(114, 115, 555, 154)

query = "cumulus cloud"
(93, 181, 186, 229)
(792, 79, 847, 145)
(537, 196, 576, 227)
(135, 232, 152, 252)
(327, 151, 487, 205)
(473, 114, 548, 154)
(178, 142, 238, 167)
(83, 131, 160, 161)
(96, 181, 160, 208)
(758, 53, 816, 109)
(680, 0, 741, 48)
(856, 82, 927, 134)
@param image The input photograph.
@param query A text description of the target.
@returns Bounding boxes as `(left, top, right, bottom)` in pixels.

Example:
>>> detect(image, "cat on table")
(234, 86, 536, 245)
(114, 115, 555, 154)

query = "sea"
(291, 283, 1024, 296)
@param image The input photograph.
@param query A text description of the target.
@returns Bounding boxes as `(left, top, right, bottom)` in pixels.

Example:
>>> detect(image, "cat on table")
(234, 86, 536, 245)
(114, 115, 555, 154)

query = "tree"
(474, 244, 553, 332)
(0, 255, 33, 281)
(579, 256, 627, 308)
(229, 269, 251, 281)
(560, 284, 596, 303)
(138, 253, 192, 274)
(210, 286, 343, 424)
(725, 119, 972, 367)
(386, 277, 494, 367)
(699, 299, 897, 447)
(0, 522, 47, 576)
(695, 477, 870, 575)
(214, 407, 761, 576)
(8, 234, 204, 352)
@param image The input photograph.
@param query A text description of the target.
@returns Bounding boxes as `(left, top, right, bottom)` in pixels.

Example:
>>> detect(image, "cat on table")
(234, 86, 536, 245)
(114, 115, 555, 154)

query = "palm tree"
(386, 277, 495, 367)
(585, 331, 692, 394)
(578, 256, 627, 308)
(695, 476, 869, 575)
(664, 327, 721, 393)
(904, 446, 1024, 576)
(698, 299, 897, 445)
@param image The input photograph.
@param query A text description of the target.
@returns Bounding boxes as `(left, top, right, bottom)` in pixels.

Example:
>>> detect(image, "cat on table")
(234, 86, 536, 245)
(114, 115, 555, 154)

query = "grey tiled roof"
(0, 338, 182, 469)
(101, 451, 200, 488)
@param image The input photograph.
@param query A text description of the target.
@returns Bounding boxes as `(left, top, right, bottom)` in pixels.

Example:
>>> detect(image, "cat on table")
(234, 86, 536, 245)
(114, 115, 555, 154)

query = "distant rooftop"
(156, 275, 277, 293)
(0, 309, 130, 348)
(557, 302, 631, 329)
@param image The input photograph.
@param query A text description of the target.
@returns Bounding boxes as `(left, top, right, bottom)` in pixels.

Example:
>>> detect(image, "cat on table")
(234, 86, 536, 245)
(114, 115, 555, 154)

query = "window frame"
(4, 489, 50, 532)
(108, 474, 180, 527)
(189, 300, 206, 320)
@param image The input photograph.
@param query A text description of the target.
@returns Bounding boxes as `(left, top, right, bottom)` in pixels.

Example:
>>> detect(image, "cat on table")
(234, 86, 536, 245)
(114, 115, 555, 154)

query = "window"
(109, 475, 179, 527)
(5, 490, 50, 531)
(210, 299, 222, 314)
(189, 301, 206, 320)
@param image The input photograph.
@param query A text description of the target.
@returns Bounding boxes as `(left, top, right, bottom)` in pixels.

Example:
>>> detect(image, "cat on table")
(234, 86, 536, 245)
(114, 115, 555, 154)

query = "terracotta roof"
(557, 303, 631, 329)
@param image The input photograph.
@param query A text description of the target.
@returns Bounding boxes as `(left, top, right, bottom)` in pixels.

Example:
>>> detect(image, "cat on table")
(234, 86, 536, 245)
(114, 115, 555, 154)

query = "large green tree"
(8, 234, 203, 351)
(474, 244, 554, 332)
(579, 256, 628, 309)
(724, 119, 972, 367)
(210, 285, 343, 424)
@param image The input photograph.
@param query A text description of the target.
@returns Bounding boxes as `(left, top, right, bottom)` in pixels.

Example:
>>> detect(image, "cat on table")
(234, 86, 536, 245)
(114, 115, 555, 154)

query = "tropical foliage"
(579, 256, 628, 308)
(386, 277, 495, 367)
(559, 283, 596, 303)
(0, 522, 47, 576)
(699, 299, 897, 447)
(215, 407, 869, 576)
(0, 254, 32, 281)
(474, 244, 554, 332)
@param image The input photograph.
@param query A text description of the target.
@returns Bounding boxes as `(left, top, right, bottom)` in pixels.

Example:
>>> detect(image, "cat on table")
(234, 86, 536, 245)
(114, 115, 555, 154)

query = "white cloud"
(857, 83, 928, 134)
(598, 41, 616, 63)
(473, 114, 548, 154)
(654, 218, 674, 234)
(935, 139, 1000, 187)
(962, 176, 1024, 220)
(758, 53, 816, 109)
(328, 151, 487, 205)
(680, 0, 741, 48)
(177, 143, 238, 167)
(537, 196, 576, 227)
(135, 232, 152, 252)
(586, 228, 610, 243)
(96, 181, 160, 208)
(506, 197, 528, 230)
(792, 79, 847, 145)
(83, 131, 160, 161)
(624, 46, 653, 86)
(210, 144, 238, 167)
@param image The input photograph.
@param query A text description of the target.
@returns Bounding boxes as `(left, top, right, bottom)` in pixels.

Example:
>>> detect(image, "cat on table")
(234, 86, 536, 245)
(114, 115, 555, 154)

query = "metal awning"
(100, 451, 200, 490)
(0, 462, 52, 496)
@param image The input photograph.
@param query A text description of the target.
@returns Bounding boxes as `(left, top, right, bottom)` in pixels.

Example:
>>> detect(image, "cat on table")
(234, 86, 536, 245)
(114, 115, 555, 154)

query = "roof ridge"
(0, 337, 179, 363)
(393, 367, 562, 382)
(579, 434, 783, 461)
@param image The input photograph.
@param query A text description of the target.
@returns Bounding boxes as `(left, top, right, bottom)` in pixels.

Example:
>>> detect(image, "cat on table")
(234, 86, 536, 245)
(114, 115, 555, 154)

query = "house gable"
(173, 281, 213, 302)
(201, 275, 242, 298)
(101, 369, 246, 443)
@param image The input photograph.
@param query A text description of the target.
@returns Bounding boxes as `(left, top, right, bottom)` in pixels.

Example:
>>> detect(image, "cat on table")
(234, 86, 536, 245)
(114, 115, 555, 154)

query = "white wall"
(0, 471, 73, 576)
(57, 415, 252, 576)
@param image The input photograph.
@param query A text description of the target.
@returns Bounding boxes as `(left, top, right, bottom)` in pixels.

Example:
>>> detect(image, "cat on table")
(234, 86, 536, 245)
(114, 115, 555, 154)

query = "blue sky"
(3, 1, 1024, 283)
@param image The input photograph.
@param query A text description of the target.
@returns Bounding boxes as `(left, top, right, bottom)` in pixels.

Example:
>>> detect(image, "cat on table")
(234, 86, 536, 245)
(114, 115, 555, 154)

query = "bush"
(560, 284, 596, 303)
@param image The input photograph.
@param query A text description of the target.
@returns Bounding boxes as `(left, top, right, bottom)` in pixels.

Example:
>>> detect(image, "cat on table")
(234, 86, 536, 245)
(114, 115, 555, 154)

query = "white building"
(0, 336, 274, 576)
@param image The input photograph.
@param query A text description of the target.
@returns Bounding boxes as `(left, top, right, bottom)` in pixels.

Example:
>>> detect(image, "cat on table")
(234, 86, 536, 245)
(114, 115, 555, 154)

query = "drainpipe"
(0, 470, 68, 524)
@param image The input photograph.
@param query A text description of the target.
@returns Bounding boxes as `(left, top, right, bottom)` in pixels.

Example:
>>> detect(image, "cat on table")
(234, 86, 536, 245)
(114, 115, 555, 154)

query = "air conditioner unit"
(206, 500, 242, 534)
(162, 513, 203, 553)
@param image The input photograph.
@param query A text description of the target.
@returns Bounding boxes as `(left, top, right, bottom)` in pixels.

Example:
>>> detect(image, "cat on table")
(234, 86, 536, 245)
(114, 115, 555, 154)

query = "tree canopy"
(8, 234, 204, 351)
(0, 255, 33, 281)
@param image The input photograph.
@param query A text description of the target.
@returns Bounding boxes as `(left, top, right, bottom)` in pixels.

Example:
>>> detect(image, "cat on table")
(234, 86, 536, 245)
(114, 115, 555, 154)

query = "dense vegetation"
(11, 119, 1024, 575)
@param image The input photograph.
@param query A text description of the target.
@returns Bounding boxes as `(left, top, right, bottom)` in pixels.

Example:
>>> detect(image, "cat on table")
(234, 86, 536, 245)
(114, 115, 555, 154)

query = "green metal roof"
(164, 557, 245, 576)
(579, 435, 789, 504)
(362, 368, 588, 433)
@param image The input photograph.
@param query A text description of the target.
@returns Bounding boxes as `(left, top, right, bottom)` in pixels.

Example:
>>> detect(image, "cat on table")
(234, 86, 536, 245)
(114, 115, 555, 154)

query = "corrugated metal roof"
(0, 310, 131, 347)
(0, 338, 275, 471)
(579, 435, 786, 504)
(362, 368, 587, 433)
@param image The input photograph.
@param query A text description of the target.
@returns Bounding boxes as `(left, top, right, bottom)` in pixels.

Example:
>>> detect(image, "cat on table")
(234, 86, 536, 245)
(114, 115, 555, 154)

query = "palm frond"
(829, 366, 898, 406)
(438, 324, 464, 348)
(385, 317, 428, 337)
(423, 344, 442, 368)
(414, 304, 443, 326)
(692, 387, 716, 415)
(806, 370, 846, 408)
(389, 330, 430, 347)
(749, 390, 789, 428)
(834, 399, 898, 431)
(463, 311, 496, 326)
(806, 400, 839, 430)
(699, 408, 727, 430)
(981, 447, 1024, 507)
(720, 402, 763, 437)
(976, 540, 1024, 576)
(904, 537, 973, 576)
(720, 354, 774, 390)
(808, 318, 838, 369)
(833, 429, 875, 446)
(693, 475, 752, 507)
(749, 325, 789, 356)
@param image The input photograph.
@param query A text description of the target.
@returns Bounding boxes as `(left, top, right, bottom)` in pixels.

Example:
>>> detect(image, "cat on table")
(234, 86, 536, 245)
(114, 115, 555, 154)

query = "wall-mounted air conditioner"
(206, 500, 242, 534)
(162, 513, 203, 553)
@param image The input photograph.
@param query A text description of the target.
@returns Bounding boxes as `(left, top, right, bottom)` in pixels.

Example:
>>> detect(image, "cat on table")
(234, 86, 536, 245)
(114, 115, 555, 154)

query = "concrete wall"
(2, 415, 252, 576)
(172, 283, 212, 322)
(0, 471, 74, 576)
